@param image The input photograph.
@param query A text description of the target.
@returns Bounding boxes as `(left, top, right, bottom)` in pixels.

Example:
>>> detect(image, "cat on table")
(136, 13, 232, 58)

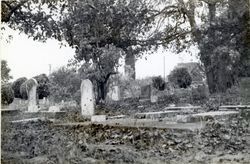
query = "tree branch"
(1, 0, 28, 22)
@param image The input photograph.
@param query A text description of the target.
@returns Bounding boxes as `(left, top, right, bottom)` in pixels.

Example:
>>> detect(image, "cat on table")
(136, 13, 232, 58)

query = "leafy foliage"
(78, 45, 123, 102)
(19, 82, 28, 100)
(191, 84, 209, 103)
(33, 74, 50, 99)
(152, 76, 165, 91)
(196, 0, 250, 93)
(166, 0, 250, 93)
(168, 67, 192, 88)
(2, 0, 249, 95)
(49, 67, 81, 104)
(60, 0, 156, 102)
(1, 84, 14, 105)
(11, 77, 27, 98)
(1, 60, 12, 84)
(1, 0, 192, 102)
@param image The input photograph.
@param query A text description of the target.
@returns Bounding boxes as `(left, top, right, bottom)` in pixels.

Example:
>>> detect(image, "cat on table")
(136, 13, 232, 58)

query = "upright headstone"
(45, 98, 49, 106)
(150, 86, 158, 103)
(27, 78, 39, 112)
(107, 85, 120, 101)
(81, 79, 95, 116)
(42, 97, 46, 104)
(48, 105, 60, 112)
(151, 95, 158, 103)
(140, 85, 151, 99)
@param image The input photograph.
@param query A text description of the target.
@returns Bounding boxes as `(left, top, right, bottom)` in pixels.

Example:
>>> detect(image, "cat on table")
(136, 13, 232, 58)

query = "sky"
(1, 26, 199, 81)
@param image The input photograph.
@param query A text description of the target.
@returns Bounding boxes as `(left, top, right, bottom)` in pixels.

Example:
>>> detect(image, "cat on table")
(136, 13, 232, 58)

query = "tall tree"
(1, 60, 12, 84)
(156, 0, 250, 93)
(1, 0, 189, 102)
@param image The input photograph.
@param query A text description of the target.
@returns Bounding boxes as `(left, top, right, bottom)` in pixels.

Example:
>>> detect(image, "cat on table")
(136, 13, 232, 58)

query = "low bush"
(34, 74, 50, 99)
(49, 67, 81, 103)
(152, 76, 165, 91)
(158, 93, 179, 104)
(168, 67, 192, 88)
(191, 84, 209, 103)
(1, 84, 14, 105)
(19, 82, 28, 100)
(118, 77, 141, 98)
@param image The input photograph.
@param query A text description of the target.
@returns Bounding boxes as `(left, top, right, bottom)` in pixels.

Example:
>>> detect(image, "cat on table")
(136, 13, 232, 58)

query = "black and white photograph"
(1, 0, 250, 163)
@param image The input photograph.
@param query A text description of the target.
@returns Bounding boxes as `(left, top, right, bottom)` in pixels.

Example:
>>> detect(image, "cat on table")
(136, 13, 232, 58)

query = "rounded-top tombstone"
(26, 78, 39, 112)
(81, 79, 95, 116)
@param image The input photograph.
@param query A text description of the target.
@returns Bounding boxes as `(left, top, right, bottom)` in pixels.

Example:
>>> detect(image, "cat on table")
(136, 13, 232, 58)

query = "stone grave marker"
(150, 86, 158, 103)
(48, 106, 60, 112)
(81, 79, 95, 116)
(151, 95, 158, 103)
(107, 85, 120, 101)
(27, 78, 39, 112)
(91, 115, 107, 122)
(42, 97, 46, 104)
(140, 85, 151, 99)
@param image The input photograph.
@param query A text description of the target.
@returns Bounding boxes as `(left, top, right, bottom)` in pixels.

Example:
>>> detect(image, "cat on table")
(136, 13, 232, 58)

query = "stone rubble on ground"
(91, 115, 107, 122)
(48, 106, 60, 112)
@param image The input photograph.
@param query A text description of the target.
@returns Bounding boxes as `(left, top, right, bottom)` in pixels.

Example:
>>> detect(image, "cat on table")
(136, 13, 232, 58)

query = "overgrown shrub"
(168, 67, 192, 88)
(158, 93, 179, 104)
(1, 84, 14, 105)
(34, 74, 50, 99)
(20, 82, 28, 100)
(152, 76, 165, 91)
(72, 90, 81, 105)
(109, 75, 153, 99)
(191, 84, 209, 103)
(119, 78, 141, 98)
(11, 77, 27, 98)
(49, 67, 81, 104)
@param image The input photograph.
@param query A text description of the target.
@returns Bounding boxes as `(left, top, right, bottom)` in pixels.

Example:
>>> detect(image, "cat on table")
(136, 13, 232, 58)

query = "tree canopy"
(1, 60, 12, 84)
(2, 0, 249, 95)
(49, 66, 81, 103)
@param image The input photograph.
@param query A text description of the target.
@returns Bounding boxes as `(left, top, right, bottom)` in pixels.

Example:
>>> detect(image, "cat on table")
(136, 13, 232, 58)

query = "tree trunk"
(239, 0, 250, 77)
(199, 2, 219, 93)
(97, 81, 107, 104)
(95, 73, 115, 104)
(125, 48, 136, 79)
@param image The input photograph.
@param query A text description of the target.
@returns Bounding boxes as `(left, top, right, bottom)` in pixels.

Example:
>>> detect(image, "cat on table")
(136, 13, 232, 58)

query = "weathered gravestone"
(150, 86, 158, 103)
(27, 78, 39, 112)
(239, 77, 250, 103)
(107, 85, 120, 101)
(42, 97, 46, 104)
(140, 85, 151, 99)
(48, 106, 60, 112)
(81, 79, 95, 116)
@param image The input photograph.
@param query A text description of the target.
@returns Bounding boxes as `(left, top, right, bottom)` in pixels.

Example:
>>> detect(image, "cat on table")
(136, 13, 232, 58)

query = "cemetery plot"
(2, 0, 250, 162)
